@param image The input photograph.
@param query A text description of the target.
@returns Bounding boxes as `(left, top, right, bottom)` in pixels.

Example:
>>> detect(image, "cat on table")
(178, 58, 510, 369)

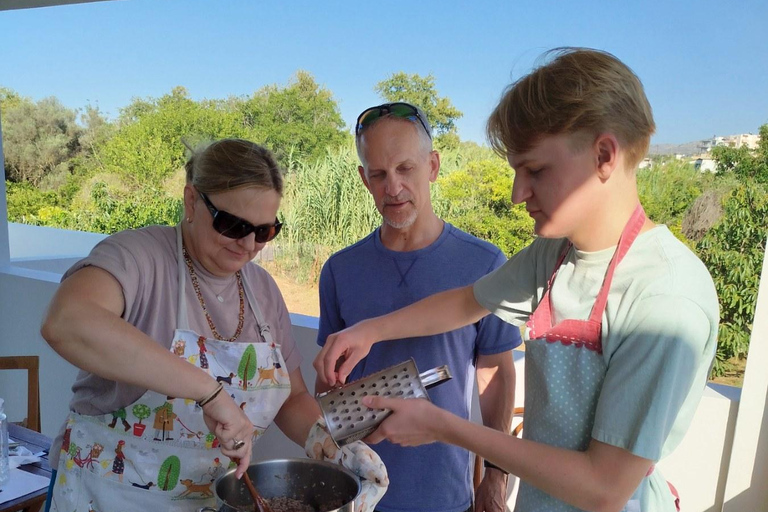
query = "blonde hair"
(487, 48, 655, 169)
(184, 138, 283, 195)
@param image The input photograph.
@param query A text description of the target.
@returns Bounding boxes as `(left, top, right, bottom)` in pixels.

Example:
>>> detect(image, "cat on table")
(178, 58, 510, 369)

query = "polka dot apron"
(49, 225, 292, 512)
(516, 205, 677, 512)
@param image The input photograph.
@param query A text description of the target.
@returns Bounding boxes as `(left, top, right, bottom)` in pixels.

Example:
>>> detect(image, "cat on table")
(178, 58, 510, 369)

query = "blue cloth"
(318, 223, 522, 512)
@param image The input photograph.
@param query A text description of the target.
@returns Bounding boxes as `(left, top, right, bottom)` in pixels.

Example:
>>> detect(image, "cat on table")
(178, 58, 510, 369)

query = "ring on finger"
(232, 439, 245, 450)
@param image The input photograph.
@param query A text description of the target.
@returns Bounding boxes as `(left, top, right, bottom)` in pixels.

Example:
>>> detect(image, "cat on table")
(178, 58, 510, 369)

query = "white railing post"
(0, 108, 10, 267)
(721, 237, 768, 510)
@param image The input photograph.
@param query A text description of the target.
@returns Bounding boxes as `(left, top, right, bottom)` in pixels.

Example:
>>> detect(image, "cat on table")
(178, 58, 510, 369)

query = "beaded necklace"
(183, 245, 245, 342)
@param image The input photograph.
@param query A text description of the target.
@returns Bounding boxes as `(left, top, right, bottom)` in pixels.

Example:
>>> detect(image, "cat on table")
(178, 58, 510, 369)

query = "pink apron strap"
(530, 204, 647, 340)
(646, 464, 681, 511)
(531, 241, 573, 332)
(668, 481, 681, 511)
(548, 240, 574, 290)
(587, 204, 646, 324)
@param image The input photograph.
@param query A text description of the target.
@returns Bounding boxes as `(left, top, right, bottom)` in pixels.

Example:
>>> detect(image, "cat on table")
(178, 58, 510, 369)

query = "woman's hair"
(487, 47, 656, 170)
(184, 138, 283, 195)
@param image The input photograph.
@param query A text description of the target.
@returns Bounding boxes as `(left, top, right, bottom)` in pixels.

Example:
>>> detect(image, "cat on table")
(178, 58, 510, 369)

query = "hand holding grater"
(316, 358, 452, 447)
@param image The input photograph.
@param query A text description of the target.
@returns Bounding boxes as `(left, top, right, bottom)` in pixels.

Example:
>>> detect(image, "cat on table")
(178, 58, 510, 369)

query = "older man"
(315, 102, 521, 512)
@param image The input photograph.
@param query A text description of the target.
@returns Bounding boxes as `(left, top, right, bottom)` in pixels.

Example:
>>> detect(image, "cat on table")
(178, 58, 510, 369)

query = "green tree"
(0, 87, 26, 118)
(697, 182, 767, 376)
(99, 86, 246, 188)
(158, 455, 181, 491)
(79, 104, 114, 156)
(117, 96, 156, 125)
(698, 126, 768, 377)
(375, 72, 463, 149)
(240, 71, 348, 164)
(238, 345, 258, 390)
(132, 404, 151, 425)
(1, 95, 82, 186)
(436, 155, 534, 256)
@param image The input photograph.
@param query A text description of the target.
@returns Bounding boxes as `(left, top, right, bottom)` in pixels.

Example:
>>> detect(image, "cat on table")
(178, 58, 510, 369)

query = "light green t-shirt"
(474, 226, 719, 511)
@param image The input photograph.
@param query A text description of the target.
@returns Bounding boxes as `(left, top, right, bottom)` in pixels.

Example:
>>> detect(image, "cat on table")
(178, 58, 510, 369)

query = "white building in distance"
(698, 133, 761, 153)
(692, 132, 761, 173)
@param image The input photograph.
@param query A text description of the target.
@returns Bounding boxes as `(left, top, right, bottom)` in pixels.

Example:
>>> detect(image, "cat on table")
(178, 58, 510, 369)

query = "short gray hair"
(356, 116, 433, 168)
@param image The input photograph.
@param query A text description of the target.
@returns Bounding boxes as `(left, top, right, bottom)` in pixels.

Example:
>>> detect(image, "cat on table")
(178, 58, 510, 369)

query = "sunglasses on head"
(355, 102, 432, 140)
(198, 190, 282, 243)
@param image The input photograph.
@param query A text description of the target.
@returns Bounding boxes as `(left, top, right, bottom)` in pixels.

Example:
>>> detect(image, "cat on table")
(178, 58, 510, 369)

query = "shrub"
(436, 157, 534, 256)
(637, 159, 709, 227)
(6, 181, 61, 224)
(697, 182, 767, 376)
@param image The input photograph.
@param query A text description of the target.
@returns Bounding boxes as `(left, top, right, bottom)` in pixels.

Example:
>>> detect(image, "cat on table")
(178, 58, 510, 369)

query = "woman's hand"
(304, 419, 388, 512)
(361, 396, 447, 447)
(314, 321, 376, 386)
(202, 390, 254, 479)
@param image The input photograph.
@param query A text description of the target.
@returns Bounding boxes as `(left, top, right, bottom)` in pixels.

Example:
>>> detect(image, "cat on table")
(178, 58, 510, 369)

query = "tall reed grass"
(271, 146, 381, 281)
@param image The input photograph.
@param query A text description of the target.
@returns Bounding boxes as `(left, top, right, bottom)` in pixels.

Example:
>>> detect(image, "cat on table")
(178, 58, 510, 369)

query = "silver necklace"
(211, 279, 236, 302)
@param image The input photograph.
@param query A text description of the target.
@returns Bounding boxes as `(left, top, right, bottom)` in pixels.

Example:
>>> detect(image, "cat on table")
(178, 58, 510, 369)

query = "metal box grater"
(316, 358, 452, 447)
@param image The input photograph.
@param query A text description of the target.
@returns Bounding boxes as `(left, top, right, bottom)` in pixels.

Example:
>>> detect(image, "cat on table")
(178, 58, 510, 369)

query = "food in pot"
(214, 458, 358, 512)
(264, 496, 314, 512)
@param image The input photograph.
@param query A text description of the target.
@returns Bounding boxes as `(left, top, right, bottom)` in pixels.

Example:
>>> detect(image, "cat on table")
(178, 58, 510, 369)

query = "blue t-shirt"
(318, 223, 522, 512)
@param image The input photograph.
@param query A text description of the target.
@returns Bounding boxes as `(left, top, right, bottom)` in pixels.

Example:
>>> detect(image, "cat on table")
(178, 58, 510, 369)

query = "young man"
(316, 102, 522, 512)
(315, 50, 719, 512)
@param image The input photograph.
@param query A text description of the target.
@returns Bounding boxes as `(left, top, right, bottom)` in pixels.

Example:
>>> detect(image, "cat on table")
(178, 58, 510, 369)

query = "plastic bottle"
(0, 397, 10, 487)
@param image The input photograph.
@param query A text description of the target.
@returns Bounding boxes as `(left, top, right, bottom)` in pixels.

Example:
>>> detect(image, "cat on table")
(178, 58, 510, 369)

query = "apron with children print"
(50, 225, 292, 512)
(516, 205, 677, 512)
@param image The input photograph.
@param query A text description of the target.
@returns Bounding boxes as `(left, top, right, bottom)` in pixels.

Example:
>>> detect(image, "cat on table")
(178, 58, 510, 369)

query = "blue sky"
(1, 0, 766, 145)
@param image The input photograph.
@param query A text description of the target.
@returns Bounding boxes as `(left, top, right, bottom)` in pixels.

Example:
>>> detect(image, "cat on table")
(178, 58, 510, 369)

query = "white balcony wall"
(1, 223, 766, 511)
(0, 224, 108, 435)
(0, 267, 77, 433)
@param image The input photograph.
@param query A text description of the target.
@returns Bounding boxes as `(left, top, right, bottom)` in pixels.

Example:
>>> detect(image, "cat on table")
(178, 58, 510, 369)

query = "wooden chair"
(0, 356, 41, 432)
(473, 407, 524, 491)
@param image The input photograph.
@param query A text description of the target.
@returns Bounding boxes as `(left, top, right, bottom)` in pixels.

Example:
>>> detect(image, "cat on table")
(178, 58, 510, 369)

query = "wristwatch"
(483, 459, 509, 475)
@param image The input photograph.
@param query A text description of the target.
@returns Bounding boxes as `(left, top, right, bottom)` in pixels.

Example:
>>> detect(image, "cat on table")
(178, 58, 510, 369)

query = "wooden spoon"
(235, 458, 275, 512)
(243, 471, 275, 512)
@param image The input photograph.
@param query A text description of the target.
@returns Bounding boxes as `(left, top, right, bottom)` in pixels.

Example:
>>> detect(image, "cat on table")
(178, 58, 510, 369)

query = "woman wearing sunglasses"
(41, 139, 387, 512)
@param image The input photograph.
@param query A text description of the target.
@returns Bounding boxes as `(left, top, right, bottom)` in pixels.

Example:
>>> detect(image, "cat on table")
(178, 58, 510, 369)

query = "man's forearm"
(476, 352, 516, 434)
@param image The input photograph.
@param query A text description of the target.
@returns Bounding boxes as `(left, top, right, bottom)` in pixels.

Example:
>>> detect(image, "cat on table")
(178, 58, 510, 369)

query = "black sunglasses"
(198, 191, 282, 243)
(355, 102, 432, 139)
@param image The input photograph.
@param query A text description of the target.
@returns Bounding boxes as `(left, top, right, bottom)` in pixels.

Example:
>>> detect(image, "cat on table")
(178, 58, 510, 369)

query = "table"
(1, 424, 52, 512)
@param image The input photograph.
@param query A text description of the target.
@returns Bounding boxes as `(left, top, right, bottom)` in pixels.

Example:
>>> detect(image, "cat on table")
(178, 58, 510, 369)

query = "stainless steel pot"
(199, 458, 360, 512)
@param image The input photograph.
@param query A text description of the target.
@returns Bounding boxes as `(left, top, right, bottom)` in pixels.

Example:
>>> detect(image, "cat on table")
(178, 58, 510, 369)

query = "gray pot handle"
(198, 508, 218, 512)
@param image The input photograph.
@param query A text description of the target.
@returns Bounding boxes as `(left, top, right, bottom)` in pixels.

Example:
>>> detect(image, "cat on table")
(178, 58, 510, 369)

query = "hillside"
(648, 141, 704, 156)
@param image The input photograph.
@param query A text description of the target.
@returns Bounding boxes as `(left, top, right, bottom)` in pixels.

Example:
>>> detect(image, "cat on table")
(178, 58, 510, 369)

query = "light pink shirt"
(50, 225, 301, 465)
